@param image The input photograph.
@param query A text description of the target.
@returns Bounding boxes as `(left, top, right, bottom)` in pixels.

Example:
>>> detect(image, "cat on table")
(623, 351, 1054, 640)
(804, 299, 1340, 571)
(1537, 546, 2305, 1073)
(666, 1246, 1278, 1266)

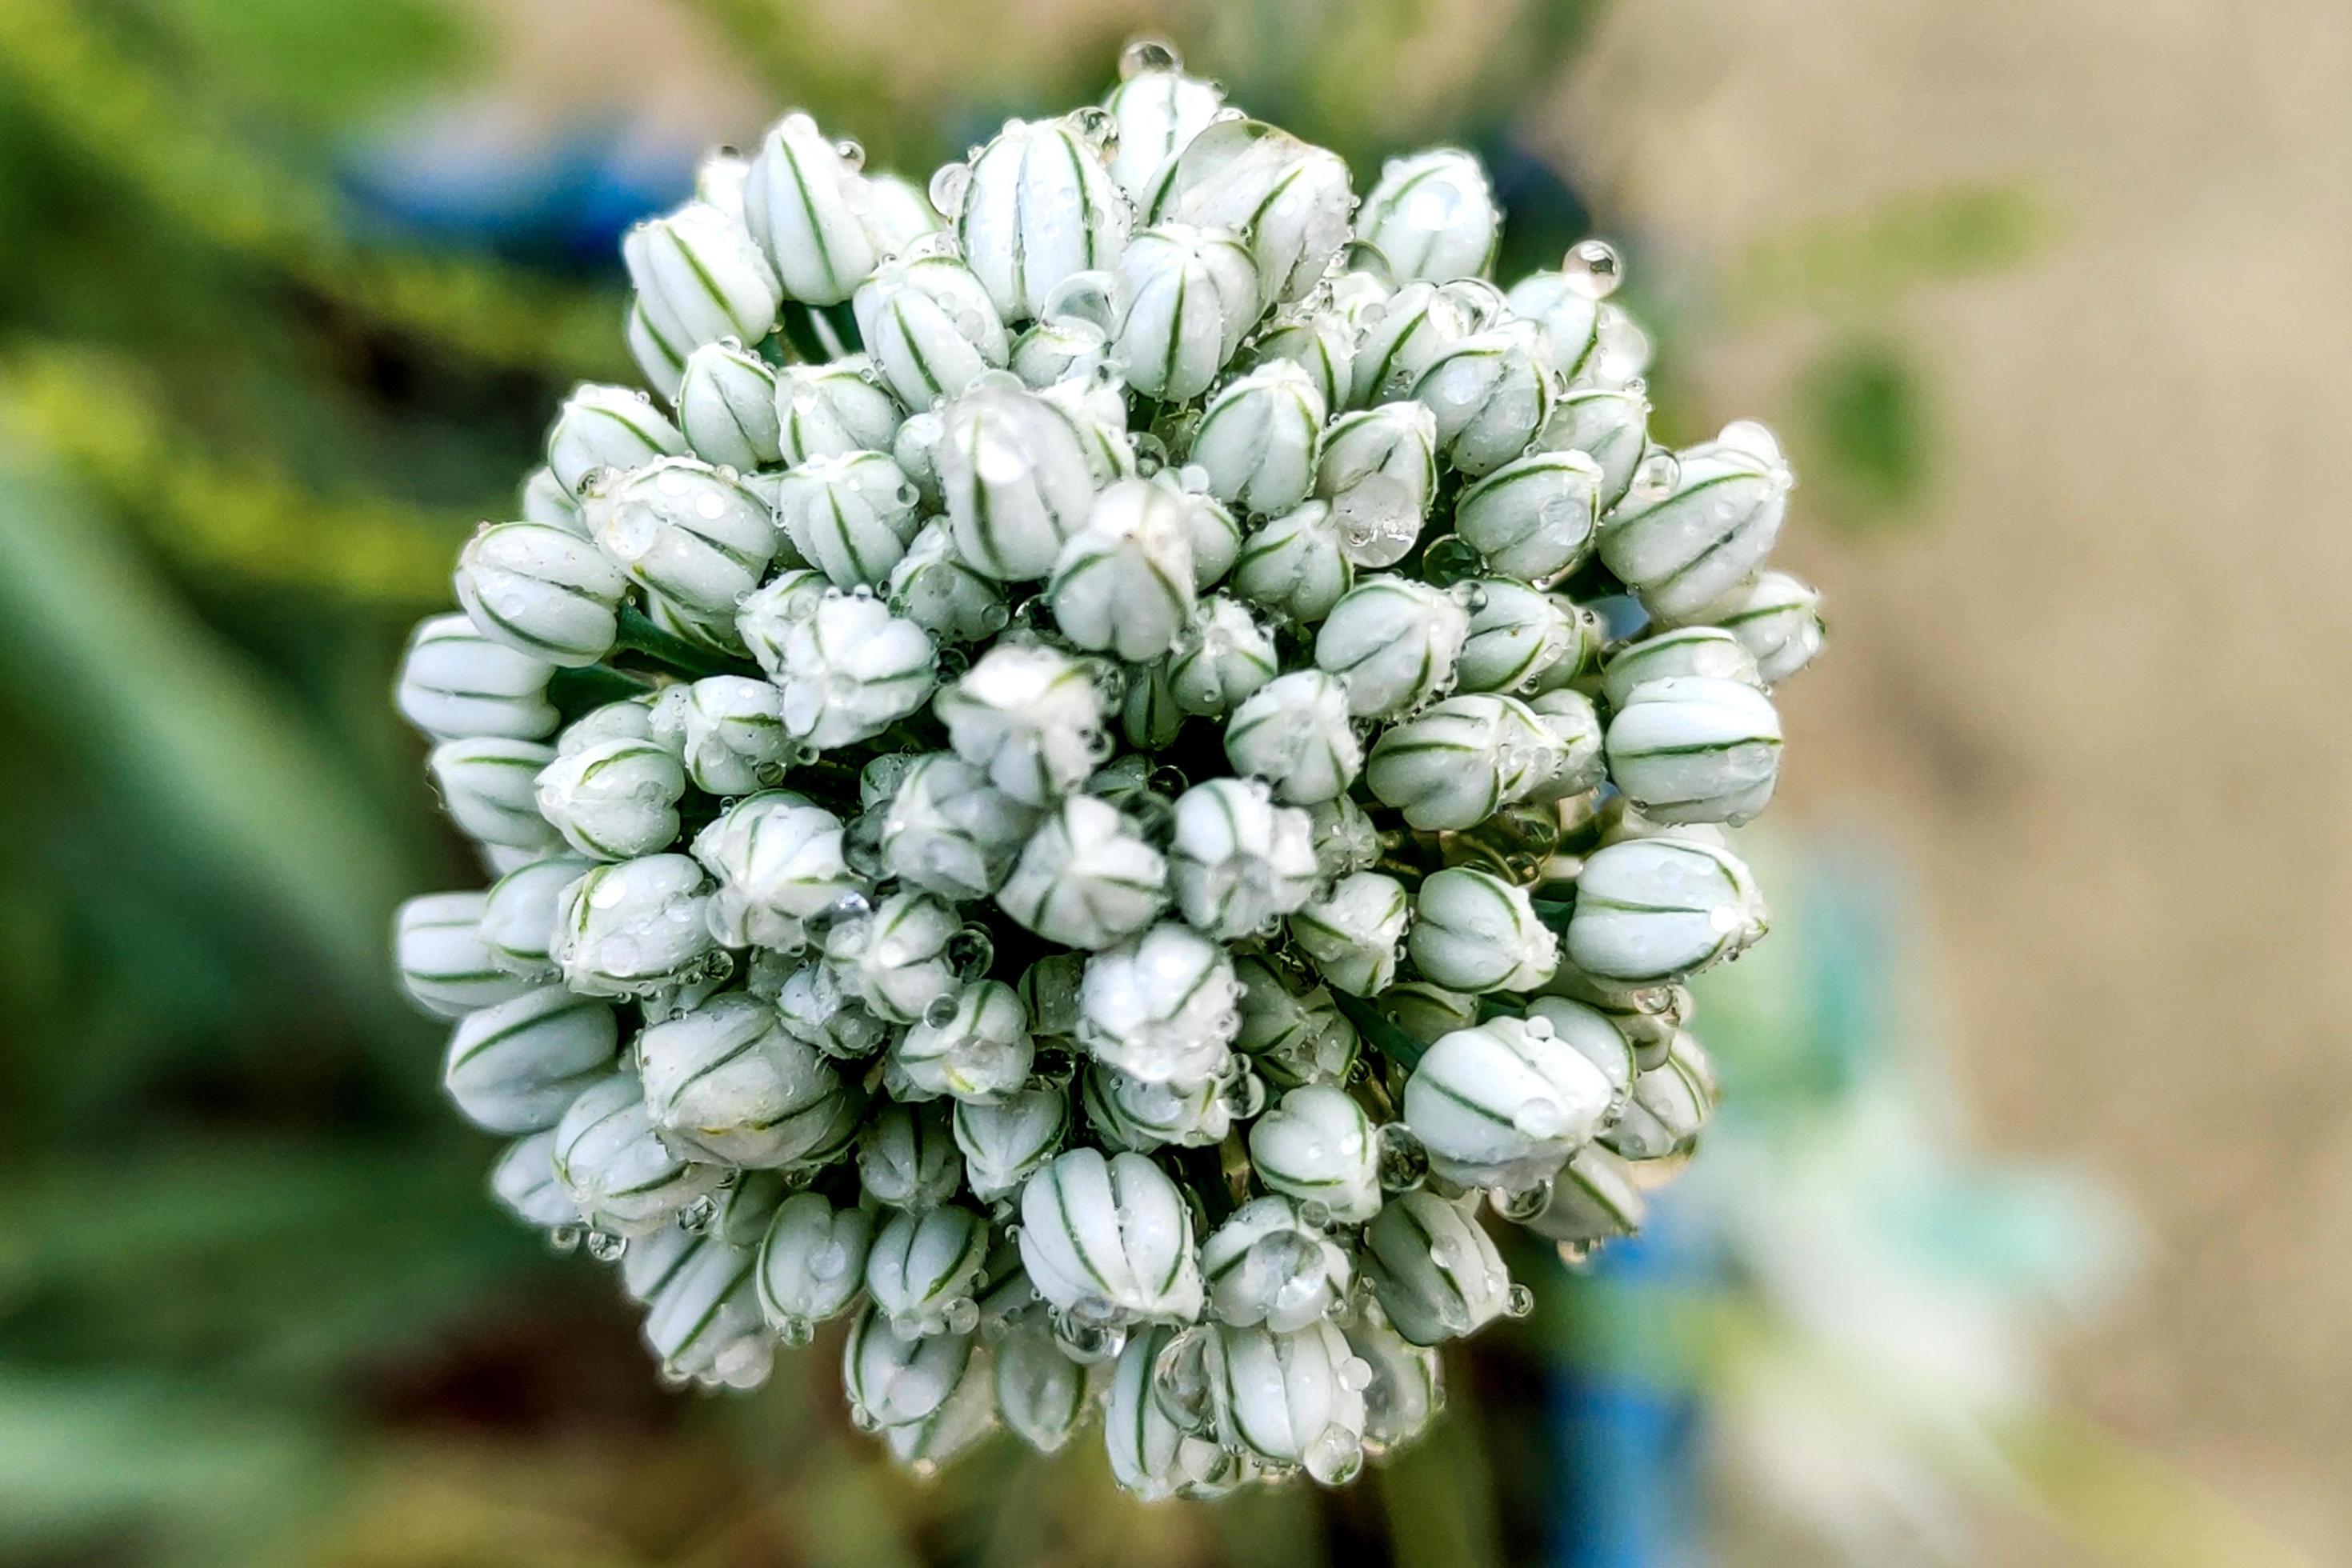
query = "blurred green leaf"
(0, 457, 422, 1019)
(1726, 178, 2056, 322)
(1799, 338, 1934, 531)
(142, 0, 473, 126)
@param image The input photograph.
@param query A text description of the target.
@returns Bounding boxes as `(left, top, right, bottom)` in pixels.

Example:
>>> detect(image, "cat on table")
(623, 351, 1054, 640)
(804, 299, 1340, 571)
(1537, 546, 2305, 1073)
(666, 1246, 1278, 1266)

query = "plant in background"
(393, 38, 1826, 1498)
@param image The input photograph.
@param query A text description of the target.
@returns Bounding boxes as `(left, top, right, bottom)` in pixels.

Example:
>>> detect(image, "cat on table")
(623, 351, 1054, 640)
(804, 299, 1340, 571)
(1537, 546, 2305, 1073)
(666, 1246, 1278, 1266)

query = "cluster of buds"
(395, 40, 1823, 1498)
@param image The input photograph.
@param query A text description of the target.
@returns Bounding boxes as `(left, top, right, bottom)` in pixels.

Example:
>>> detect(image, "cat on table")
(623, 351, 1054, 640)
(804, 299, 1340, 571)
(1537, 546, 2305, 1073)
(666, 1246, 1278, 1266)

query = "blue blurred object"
(1551, 1194, 1717, 1568)
(339, 107, 695, 268)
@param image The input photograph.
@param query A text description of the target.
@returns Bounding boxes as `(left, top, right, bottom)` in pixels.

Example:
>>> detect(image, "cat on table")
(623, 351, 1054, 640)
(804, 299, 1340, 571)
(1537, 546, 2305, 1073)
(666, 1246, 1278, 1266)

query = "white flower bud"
(1503, 263, 1644, 388)
(998, 795, 1169, 950)
(1354, 149, 1498, 284)
(1249, 1082, 1382, 1222)
(774, 357, 903, 466)
(1522, 688, 1606, 802)
(1366, 693, 1544, 830)
(690, 794, 859, 952)
(430, 737, 562, 852)
(650, 676, 785, 797)
(883, 519, 1009, 642)
(532, 735, 683, 860)
(1454, 450, 1603, 583)
(860, 1102, 966, 1210)
(1234, 959, 1360, 1090)
(934, 380, 1099, 579)
(1407, 866, 1558, 994)
(638, 992, 860, 1167)
(1315, 403, 1438, 567)
(1198, 1320, 1370, 1482)
(957, 116, 1132, 322)
(395, 890, 532, 1017)
(1162, 594, 1276, 716)
(1599, 626, 1762, 706)
(1602, 1034, 1717, 1163)
(934, 642, 1108, 806)
(1304, 795, 1381, 880)
(758, 1191, 874, 1336)
(1403, 1014, 1613, 1190)
(853, 254, 1010, 408)
(774, 449, 922, 589)
(1514, 1144, 1645, 1250)
(478, 854, 595, 977)
(1189, 361, 1326, 517)
(1110, 224, 1262, 402)
(442, 982, 617, 1133)
(1598, 423, 1794, 622)
(883, 1340, 1002, 1473)
(1104, 1323, 1233, 1500)
(726, 568, 824, 680)
(1142, 118, 1353, 305)
(843, 1304, 975, 1428)
(1412, 322, 1554, 477)
(1230, 500, 1354, 623)
(863, 171, 946, 256)
(623, 201, 781, 364)
(626, 299, 686, 399)
(1014, 310, 1116, 392)
(395, 614, 557, 742)
(1225, 670, 1362, 805)
(489, 1131, 574, 1229)
(1016, 1146, 1205, 1323)
(1455, 580, 1576, 694)
(742, 112, 880, 305)
(1362, 1190, 1512, 1346)
(1288, 870, 1409, 997)
(1342, 1306, 1444, 1454)
(1565, 837, 1768, 987)
(644, 1232, 775, 1389)
(954, 1087, 1070, 1203)
(1076, 922, 1240, 1089)
(586, 458, 778, 619)
(550, 1070, 724, 1235)
(1349, 279, 1484, 408)
(774, 590, 937, 751)
(1605, 676, 1783, 825)
(520, 465, 586, 534)
(1314, 577, 1470, 718)
(865, 1205, 991, 1335)
(994, 1319, 1089, 1454)
(1082, 1062, 1234, 1151)
(1168, 778, 1318, 940)
(1702, 570, 1825, 684)
(1166, 482, 1242, 587)
(455, 522, 628, 667)
(1037, 370, 1139, 481)
(827, 890, 962, 1024)
(874, 752, 1028, 899)
(1533, 385, 1651, 510)
(1203, 1197, 1354, 1332)
(768, 958, 890, 1058)
(550, 854, 722, 998)
(1526, 994, 1637, 1104)
(674, 340, 782, 470)
(1047, 479, 1198, 660)
(889, 979, 1034, 1104)
(546, 383, 684, 500)
(1104, 65, 1224, 202)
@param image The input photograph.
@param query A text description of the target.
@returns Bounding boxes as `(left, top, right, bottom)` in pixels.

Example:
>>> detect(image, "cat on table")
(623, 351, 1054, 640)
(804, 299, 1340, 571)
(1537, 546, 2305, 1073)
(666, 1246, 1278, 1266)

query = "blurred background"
(0, 0, 2341, 1563)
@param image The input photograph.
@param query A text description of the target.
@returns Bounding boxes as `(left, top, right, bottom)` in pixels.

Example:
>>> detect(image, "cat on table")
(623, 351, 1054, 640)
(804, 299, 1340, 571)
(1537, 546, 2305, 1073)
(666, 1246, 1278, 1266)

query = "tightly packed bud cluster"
(395, 40, 1823, 1497)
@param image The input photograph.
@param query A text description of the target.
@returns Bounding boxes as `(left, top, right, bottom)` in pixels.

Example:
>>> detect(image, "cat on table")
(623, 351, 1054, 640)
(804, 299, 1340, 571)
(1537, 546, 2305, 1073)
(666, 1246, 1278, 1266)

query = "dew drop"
(1119, 38, 1183, 78)
(1562, 238, 1622, 301)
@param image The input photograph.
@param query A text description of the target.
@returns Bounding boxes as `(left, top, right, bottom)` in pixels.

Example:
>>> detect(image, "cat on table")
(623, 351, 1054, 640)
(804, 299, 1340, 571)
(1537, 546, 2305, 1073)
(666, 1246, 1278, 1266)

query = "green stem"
(611, 606, 762, 680)
(1330, 990, 1429, 1070)
(1531, 897, 1576, 931)
(548, 662, 654, 720)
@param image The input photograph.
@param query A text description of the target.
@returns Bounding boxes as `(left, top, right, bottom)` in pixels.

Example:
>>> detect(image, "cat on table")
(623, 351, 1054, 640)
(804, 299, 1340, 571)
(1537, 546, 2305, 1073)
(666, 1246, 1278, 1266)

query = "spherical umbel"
(397, 40, 1816, 1493)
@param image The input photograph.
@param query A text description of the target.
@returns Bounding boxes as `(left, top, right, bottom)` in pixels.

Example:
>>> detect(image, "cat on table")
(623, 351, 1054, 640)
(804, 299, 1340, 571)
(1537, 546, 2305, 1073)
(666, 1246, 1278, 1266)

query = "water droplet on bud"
(1563, 238, 1622, 300)
(1119, 38, 1183, 78)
